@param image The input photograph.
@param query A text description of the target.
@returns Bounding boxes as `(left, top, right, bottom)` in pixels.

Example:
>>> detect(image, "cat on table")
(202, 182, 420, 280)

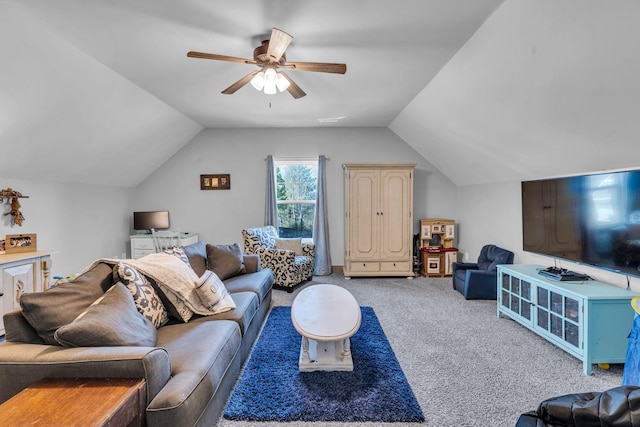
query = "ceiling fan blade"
(221, 70, 260, 94)
(266, 28, 293, 63)
(284, 61, 347, 74)
(187, 51, 256, 65)
(280, 72, 306, 99)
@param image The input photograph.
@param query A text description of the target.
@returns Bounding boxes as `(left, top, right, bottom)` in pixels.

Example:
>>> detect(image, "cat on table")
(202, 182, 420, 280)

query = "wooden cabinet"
(0, 251, 53, 336)
(498, 264, 637, 375)
(419, 218, 457, 277)
(130, 232, 199, 259)
(343, 164, 415, 279)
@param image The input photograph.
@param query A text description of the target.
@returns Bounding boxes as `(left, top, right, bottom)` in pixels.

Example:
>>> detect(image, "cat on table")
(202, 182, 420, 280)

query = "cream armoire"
(343, 163, 415, 279)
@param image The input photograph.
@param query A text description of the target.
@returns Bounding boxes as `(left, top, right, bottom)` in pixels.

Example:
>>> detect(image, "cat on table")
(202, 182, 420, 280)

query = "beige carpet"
(218, 274, 626, 427)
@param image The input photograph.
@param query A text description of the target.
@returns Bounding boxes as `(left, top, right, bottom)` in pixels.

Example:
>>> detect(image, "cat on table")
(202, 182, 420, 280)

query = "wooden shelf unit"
(419, 218, 457, 277)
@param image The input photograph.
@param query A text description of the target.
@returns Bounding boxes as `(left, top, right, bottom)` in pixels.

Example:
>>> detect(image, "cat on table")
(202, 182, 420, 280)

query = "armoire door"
(379, 168, 412, 260)
(347, 169, 379, 260)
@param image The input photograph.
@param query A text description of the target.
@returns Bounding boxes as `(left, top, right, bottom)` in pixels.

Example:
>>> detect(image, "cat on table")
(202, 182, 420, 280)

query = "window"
(274, 159, 318, 238)
(588, 173, 625, 224)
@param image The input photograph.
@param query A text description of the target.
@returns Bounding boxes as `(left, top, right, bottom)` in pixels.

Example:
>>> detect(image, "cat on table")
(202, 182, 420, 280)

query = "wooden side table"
(0, 377, 146, 426)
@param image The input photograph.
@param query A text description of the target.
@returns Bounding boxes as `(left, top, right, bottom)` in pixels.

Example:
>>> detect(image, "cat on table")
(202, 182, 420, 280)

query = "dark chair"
(452, 244, 514, 299)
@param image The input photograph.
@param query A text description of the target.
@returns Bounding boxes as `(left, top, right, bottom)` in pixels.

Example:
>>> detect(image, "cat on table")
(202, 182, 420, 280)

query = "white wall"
(1, 177, 133, 277)
(133, 127, 458, 265)
(456, 178, 640, 292)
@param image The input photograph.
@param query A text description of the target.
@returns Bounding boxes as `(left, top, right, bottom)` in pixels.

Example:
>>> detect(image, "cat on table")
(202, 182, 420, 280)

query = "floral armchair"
(242, 225, 315, 291)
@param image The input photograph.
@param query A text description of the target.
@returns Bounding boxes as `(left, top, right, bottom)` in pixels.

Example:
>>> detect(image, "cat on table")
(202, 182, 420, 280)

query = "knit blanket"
(86, 253, 235, 320)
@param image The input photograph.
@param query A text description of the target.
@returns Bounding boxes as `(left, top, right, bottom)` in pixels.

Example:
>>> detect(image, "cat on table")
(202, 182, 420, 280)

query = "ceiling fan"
(187, 28, 346, 99)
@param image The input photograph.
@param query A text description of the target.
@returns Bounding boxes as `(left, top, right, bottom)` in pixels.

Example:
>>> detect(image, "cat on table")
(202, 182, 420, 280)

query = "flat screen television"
(522, 169, 640, 278)
(133, 211, 169, 232)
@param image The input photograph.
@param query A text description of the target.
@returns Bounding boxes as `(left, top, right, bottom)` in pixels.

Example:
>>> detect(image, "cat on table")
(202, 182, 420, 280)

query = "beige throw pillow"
(275, 238, 303, 255)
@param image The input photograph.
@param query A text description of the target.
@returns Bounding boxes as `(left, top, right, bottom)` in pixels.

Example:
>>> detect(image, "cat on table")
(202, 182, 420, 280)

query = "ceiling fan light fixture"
(264, 67, 277, 82)
(276, 73, 290, 92)
(263, 83, 277, 95)
(250, 71, 266, 90)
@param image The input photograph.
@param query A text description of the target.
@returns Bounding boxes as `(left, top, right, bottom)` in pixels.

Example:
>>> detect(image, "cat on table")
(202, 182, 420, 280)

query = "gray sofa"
(0, 241, 274, 427)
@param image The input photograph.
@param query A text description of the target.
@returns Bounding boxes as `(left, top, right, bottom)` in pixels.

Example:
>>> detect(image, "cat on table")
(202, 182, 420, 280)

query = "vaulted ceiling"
(2, 0, 639, 187)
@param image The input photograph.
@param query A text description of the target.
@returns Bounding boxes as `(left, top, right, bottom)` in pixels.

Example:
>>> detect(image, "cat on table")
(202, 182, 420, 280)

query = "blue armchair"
(452, 244, 514, 299)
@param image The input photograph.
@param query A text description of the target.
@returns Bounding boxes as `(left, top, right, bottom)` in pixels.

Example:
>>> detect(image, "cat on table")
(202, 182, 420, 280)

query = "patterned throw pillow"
(163, 246, 191, 266)
(118, 262, 169, 328)
(194, 270, 236, 314)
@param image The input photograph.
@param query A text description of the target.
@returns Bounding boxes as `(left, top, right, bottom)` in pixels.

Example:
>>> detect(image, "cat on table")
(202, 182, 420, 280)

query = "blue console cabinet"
(497, 264, 637, 375)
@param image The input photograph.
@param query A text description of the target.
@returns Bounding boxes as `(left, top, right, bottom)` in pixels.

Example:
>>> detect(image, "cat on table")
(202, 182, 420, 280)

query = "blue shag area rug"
(223, 306, 425, 422)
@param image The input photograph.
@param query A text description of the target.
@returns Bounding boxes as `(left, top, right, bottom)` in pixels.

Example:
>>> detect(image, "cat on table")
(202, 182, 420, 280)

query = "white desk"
(129, 232, 198, 259)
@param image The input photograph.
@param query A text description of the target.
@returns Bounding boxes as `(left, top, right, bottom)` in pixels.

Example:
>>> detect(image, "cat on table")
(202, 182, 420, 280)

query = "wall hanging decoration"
(1, 188, 28, 226)
(200, 174, 231, 190)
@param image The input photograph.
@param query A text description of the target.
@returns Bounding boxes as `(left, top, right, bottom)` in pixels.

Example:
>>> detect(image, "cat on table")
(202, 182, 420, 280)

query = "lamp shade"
(250, 71, 266, 90)
(276, 73, 290, 92)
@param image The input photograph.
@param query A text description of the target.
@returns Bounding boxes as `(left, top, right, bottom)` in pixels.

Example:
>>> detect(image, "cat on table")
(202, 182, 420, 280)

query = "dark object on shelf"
(537, 266, 591, 281)
(451, 244, 514, 299)
(516, 386, 640, 427)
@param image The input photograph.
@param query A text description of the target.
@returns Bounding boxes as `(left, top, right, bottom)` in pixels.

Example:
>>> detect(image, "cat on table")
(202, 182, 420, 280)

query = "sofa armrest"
(242, 254, 261, 273)
(451, 262, 478, 276)
(255, 247, 296, 266)
(463, 269, 498, 299)
(0, 342, 171, 406)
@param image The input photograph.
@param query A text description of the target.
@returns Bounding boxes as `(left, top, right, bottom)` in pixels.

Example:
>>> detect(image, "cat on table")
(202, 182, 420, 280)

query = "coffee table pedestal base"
(299, 336, 353, 372)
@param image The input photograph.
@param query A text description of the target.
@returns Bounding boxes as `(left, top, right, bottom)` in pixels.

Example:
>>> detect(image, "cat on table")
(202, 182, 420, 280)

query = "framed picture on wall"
(200, 174, 231, 190)
(421, 225, 431, 239)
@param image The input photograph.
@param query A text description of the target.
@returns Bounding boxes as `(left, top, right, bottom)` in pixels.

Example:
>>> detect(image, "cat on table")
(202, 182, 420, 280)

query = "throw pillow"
(275, 238, 303, 255)
(206, 243, 246, 280)
(182, 242, 207, 276)
(54, 283, 157, 347)
(194, 270, 236, 314)
(163, 246, 191, 266)
(117, 262, 169, 328)
(20, 262, 115, 345)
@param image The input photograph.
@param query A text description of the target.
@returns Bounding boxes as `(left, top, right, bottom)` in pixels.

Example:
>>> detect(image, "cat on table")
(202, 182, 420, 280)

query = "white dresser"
(130, 232, 199, 259)
(0, 251, 54, 336)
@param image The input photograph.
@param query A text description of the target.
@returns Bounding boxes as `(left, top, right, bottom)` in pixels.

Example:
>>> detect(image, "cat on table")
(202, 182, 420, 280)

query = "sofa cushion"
(148, 320, 242, 427)
(206, 243, 246, 280)
(190, 291, 259, 335)
(182, 241, 207, 277)
(19, 262, 115, 345)
(118, 262, 169, 328)
(54, 283, 157, 347)
(224, 269, 274, 303)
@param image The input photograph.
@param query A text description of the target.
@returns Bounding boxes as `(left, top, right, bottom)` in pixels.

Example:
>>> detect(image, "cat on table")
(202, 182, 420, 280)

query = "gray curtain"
(264, 155, 278, 227)
(313, 155, 332, 275)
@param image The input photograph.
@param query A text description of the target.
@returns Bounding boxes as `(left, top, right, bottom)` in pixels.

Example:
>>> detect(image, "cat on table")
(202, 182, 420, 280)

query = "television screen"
(522, 170, 640, 277)
(133, 211, 169, 232)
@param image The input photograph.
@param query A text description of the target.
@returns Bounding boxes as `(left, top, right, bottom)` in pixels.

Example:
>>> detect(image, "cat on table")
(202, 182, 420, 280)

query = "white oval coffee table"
(291, 284, 361, 372)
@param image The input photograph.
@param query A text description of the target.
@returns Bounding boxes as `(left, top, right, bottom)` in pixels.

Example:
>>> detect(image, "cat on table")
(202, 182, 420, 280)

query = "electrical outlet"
(463, 252, 469, 261)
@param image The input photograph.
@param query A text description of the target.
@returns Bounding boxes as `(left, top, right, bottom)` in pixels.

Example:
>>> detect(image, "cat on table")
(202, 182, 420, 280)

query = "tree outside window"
(275, 160, 317, 238)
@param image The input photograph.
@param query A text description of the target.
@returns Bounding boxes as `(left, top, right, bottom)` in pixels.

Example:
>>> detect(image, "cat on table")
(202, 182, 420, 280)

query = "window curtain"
(313, 155, 332, 275)
(264, 155, 278, 227)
